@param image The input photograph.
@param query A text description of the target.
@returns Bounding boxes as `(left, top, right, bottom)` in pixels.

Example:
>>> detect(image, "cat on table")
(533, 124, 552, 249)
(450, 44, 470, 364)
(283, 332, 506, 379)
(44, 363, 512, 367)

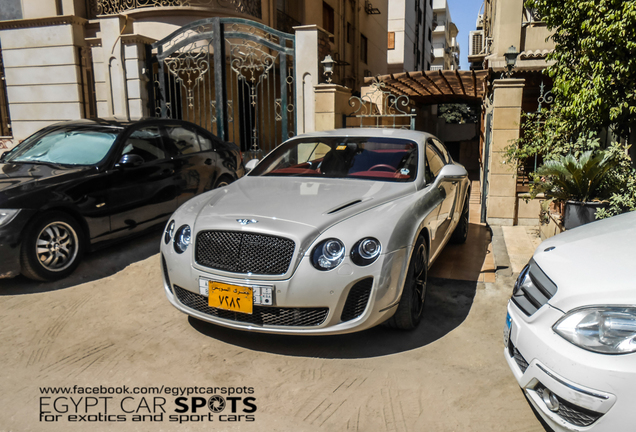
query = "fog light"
(541, 389, 560, 412)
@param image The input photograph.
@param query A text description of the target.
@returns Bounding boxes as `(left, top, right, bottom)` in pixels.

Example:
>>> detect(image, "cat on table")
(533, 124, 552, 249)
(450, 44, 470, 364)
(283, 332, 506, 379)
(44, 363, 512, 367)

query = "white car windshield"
(6, 126, 121, 166)
(249, 137, 418, 182)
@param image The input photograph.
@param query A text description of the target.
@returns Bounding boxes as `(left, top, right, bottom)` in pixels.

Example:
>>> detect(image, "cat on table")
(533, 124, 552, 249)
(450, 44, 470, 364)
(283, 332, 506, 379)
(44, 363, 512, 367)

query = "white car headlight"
(553, 307, 636, 354)
(311, 238, 345, 271)
(0, 209, 20, 227)
(173, 225, 191, 254)
(351, 237, 381, 266)
(164, 220, 175, 244)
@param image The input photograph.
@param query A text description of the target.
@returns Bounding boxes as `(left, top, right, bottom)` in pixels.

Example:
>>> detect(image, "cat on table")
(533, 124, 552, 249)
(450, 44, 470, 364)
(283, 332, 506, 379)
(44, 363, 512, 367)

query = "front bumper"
(0, 209, 34, 278)
(505, 301, 636, 431)
(160, 244, 409, 335)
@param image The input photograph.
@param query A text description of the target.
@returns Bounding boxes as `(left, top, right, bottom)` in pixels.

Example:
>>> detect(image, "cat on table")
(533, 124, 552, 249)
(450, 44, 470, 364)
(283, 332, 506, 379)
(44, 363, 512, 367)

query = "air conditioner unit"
(469, 30, 484, 56)
(476, 14, 484, 29)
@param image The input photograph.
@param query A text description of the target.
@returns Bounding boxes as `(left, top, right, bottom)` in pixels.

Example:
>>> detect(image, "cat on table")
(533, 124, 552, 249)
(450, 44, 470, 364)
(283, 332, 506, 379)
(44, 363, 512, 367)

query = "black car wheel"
(385, 236, 428, 330)
(20, 211, 85, 281)
(450, 192, 470, 244)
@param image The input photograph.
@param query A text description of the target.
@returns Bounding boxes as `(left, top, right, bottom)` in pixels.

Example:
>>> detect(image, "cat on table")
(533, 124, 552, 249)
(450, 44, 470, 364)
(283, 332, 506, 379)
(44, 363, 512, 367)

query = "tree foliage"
(507, 0, 636, 218)
(438, 104, 479, 124)
(527, 0, 636, 138)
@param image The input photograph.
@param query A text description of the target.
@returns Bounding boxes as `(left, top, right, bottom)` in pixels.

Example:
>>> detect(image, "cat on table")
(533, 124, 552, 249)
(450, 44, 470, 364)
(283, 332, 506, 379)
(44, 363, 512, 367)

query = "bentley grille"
(173, 285, 328, 327)
(195, 231, 295, 275)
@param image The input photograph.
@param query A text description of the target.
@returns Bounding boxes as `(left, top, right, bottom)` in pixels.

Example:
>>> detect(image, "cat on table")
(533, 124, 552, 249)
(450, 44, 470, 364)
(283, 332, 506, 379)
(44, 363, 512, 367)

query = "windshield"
(250, 137, 418, 182)
(6, 126, 121, 166)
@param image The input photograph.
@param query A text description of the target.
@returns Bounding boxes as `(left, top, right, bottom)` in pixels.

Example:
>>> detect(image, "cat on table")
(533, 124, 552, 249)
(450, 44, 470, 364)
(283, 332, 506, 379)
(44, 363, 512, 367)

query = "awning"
(364, 70, 490, 105)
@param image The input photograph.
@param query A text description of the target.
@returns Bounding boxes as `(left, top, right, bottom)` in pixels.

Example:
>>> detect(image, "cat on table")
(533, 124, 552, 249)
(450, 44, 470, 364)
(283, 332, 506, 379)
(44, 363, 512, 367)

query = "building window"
(323, 2, 335, 34)
(0, 47, 12, 137)
(347, 22, 354, 44)
(360, 33, 368, 64)
(428, 27, 432, 42)
(388, 32, 395, 50)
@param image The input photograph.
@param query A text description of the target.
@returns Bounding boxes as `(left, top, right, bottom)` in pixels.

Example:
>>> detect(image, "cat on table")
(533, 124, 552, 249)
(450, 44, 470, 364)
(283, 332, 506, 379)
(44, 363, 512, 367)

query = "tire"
(450, 192, 469, 244)
(214, 175, 234, 188)
(385, 235, 428, 330)
(20, 211, 85, 281)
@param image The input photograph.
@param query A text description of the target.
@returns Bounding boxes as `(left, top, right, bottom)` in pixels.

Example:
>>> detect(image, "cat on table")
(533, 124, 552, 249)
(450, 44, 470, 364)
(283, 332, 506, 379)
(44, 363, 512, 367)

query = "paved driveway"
(0, 226, 546, 432)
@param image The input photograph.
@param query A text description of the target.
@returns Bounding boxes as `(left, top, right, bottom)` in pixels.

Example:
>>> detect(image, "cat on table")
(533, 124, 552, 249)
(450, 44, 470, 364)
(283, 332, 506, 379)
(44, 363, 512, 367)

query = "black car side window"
(165, 126, 201, 155)
(121, 127, 166, 162)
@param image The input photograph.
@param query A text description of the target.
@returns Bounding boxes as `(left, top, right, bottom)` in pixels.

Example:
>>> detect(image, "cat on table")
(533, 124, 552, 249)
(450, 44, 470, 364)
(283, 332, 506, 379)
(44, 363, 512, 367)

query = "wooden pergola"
(364, 70, 490, 105)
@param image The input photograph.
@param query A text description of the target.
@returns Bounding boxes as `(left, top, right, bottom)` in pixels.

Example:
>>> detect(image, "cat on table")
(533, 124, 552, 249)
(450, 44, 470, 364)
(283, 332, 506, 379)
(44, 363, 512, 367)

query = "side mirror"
(116, 153, 144, 169)
(244, 158, 259, 173)
(437, 164, 467, 182)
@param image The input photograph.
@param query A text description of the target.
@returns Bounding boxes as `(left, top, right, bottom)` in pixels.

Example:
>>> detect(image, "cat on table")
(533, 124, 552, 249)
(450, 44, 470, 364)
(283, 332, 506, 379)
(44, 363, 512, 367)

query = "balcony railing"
(87, 0, 262, 19)
(275, 9, 300, 35)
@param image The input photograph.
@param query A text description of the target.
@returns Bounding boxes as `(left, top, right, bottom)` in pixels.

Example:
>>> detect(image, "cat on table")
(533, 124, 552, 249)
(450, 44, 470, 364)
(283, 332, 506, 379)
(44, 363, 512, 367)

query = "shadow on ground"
(0, 229, 162, 295)
(189, 277, 478, 359)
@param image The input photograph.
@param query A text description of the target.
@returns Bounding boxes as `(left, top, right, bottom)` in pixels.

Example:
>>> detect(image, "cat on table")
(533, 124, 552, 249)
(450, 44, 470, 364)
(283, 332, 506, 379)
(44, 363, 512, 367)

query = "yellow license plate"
(208, 282, 253, 314)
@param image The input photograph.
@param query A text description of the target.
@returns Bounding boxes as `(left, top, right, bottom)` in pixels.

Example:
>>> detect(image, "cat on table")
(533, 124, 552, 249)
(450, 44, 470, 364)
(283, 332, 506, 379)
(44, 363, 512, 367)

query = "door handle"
(205, 158, 213, 165)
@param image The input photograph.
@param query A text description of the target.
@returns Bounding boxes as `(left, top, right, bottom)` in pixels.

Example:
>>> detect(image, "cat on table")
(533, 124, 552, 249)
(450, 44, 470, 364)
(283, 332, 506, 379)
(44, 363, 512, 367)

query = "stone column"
(314, 84, 352, 131)
(294, 24, 331, 134)
(98, 15, 130, 120)
(122, 35, 155, 120)
(487, 78, 525, 226)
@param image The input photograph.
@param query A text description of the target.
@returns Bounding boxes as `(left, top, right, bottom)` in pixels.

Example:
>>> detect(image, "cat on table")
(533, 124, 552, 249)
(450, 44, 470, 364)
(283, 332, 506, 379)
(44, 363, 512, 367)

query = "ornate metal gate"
(151, 17, 296, 157)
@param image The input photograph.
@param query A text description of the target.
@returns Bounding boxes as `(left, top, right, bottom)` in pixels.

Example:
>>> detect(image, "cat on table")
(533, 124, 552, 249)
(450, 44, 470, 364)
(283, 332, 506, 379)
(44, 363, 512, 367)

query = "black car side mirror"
(116, 153, 144, 169)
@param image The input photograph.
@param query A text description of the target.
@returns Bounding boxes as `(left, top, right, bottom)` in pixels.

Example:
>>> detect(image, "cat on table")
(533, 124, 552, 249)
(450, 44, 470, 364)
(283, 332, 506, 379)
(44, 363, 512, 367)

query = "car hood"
(193, 176, 416, 250)
(533, 211, 636, 312)
(0, 162, 91, 202)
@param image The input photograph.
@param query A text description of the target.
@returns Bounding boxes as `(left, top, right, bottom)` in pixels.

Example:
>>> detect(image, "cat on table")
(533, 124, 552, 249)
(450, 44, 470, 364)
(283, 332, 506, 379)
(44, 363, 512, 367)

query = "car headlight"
(311, 238, 345, 270)
(553, 307, 636, 354)
(0, 209, 20, 227)
(173, 225, 191, 254)
(351, 237, 381, 266)
(164, 220, 175, 245)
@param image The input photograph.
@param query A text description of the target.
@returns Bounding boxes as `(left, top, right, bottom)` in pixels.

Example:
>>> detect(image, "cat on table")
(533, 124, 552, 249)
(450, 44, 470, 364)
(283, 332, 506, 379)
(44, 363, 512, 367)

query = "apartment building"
(386, 0, 434, 73)
(430, 0, 459, 71)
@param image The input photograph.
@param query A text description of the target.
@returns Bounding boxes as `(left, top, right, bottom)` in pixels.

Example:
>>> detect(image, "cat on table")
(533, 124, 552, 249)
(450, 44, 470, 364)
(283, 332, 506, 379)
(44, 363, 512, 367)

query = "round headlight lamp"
(174, 225, 191, 254)
(164, 220, 175, 244)
(351, 237, 381, 266)
(311, 238, 345, 270)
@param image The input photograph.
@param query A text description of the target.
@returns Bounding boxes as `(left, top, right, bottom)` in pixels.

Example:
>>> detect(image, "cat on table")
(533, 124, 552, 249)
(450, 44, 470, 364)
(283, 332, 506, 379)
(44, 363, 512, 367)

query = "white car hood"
(533, 211, 636, 312)
(193, 176, 416, 248)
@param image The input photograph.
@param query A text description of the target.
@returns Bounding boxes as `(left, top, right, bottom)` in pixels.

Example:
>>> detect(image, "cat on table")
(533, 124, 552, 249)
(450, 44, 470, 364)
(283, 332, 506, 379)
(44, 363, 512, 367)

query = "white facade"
(431, 0, 459, 71)
(387, 0, 434, 73)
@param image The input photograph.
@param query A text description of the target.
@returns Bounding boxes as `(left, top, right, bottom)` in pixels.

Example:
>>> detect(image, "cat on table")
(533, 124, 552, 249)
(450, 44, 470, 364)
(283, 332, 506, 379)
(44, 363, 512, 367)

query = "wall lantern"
(321, 55, 335, 83)
(503, 45, 519, 77)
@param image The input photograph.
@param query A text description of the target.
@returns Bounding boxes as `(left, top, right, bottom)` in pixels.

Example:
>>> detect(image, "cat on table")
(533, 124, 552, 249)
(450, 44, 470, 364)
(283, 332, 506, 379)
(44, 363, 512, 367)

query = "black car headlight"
(164, 220, 175, 245)
(553, 307, 636, 354)
(174, 225, 191, 254)
(311, 238, 345, 270)
(351, 237, 381, 266)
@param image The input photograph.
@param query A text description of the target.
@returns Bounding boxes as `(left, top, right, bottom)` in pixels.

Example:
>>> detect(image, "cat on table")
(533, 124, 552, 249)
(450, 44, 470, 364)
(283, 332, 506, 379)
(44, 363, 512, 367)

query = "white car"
(504, 211, 636, 431)
(160, 128, 470, 335)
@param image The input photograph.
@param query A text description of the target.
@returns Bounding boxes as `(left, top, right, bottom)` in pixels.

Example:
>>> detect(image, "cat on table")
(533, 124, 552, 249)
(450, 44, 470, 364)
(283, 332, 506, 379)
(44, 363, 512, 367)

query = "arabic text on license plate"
(208, 282, 253, 314)
(503, 312, 512, 347)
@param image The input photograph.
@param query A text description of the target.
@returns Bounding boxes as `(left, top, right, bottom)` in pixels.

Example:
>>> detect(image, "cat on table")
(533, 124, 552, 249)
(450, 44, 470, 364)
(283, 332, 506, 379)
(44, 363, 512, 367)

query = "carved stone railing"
(87, 0, 262, 19)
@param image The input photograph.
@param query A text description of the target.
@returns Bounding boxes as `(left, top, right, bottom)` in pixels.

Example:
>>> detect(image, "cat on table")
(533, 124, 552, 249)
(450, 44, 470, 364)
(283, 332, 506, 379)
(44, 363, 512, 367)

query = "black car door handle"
(205, 158, 213, 165)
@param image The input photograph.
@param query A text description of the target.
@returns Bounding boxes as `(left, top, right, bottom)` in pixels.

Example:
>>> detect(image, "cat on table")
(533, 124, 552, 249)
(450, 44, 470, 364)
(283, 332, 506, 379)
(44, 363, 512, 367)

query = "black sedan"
(0, 118, 244, 281)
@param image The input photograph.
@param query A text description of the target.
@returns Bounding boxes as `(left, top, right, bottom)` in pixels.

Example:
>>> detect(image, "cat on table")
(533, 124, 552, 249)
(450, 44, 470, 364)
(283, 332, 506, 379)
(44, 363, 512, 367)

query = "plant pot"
(563, 201, 608, 230)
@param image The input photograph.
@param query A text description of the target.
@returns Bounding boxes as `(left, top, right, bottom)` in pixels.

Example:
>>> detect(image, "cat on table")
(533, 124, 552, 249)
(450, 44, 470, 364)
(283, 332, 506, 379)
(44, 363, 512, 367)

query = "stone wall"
(0, 16, 86, 140)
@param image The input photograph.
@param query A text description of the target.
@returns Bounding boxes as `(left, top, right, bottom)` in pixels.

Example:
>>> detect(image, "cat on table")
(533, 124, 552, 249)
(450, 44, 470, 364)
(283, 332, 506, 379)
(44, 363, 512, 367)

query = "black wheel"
(20, 211, 85, 281)
(450, 192, 470, 244)
(214, 175, 234, 188)
(385, 236, 428, 330)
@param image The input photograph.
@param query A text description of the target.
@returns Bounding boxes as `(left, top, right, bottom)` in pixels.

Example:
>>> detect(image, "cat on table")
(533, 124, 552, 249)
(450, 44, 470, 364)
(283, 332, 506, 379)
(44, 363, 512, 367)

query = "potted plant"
(530, 151, 618, 229)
